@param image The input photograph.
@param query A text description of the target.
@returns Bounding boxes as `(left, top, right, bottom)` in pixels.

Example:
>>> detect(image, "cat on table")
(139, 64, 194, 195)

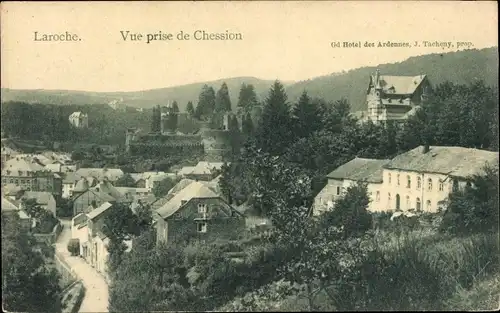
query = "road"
(55, 219, 109, 313)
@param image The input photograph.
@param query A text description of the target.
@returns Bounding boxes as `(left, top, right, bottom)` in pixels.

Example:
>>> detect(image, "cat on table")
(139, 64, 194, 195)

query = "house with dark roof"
(314, 146, 498, 215)
(154, 181, 245, 245)
(21, 191, 57, 217)
(381, 145, 498, 212)
(365, 69, 431, 124)
(313, 157, 390, 215)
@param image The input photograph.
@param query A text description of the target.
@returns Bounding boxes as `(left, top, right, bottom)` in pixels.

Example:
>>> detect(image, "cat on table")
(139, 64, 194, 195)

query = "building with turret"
(69, 112, 89, 128)
(364, 70, 431, 124)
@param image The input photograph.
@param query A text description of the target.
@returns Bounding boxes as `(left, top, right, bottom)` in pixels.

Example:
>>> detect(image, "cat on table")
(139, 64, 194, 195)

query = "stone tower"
(366, 69, 384, 124)
(125, 128, 137, 153)
(160, 101, 176, 134)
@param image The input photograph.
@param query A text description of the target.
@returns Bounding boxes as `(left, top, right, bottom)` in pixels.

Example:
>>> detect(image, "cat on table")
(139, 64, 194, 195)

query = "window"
(9, 179, 13, 184)
(388, 173, 392, 184)
(21, 179, 26, 184)
(439, 180, 444, 191)
(416, 177, 421, 190)
(388, 193, 392, 209)
(426, 200, 431, 211)
(376, 191, 380, 202)
(197, 222, 207, 233)
(452, 179, 459, 192)
(428, 178, 433, 191)
(15, 179, 19, 185)
(406, 196, 410, 209)
(416, 197, 421, 211)
(336, 186, 340, 195)
(397, 174, 400, 186)
(406, 175, 411, 189)
(198, 203, 207, 213)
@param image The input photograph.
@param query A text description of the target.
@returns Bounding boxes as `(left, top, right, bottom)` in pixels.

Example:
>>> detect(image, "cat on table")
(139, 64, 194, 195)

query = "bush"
(67, 239, 80, 256)
(440, 165, 499, 235)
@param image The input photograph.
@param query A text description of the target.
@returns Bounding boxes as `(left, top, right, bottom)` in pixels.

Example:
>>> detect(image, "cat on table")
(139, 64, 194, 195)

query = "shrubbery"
(67, 239, 80, 256)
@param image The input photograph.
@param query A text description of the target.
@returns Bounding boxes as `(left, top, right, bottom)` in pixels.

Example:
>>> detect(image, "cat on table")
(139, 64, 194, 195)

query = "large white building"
(314, 146, 499, 215)
(69, 112, 89, 128)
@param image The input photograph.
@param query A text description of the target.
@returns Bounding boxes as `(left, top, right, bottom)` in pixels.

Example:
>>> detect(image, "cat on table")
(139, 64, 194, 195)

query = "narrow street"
(55, 219, 109, 313)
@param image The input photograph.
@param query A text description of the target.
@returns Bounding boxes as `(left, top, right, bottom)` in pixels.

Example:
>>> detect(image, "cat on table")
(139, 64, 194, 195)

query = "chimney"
(422, 145, 430, 154)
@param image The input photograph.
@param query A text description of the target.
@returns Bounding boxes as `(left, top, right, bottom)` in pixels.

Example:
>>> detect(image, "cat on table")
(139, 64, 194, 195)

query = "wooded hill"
(1, 47, 497, 112)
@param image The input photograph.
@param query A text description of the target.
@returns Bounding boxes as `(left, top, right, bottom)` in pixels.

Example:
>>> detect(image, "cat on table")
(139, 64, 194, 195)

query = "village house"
(2, 195, 31, 232)
(363, 69, 431, 124)
(155, 181, 245, 245)
(380, 145, 498, 212)
(1, 145, 20, 166)
(1, 157, 63, 200)
(69, 111, 89, 128)
(62, 172, 78, 198)
(20, 191, 57, 217)
(314, 158, 390, 215)
(177, 161, 224, 181)
(70, 202, 132, 280)
(71, 178, 116, 216)
(74, 168, 124, 183)
(314, 145, 499, 215)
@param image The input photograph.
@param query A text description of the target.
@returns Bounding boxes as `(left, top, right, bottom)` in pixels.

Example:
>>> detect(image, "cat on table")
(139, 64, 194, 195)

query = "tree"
(2, 211, 62, 313)
(195, 85, 216, 120)
(292, 91, 322, 139)
(255, 80, 293, 155)
(151, 105, 161, 133)
(237, 83, 259, 112)
(219, 162, 233, 204)
(242, 112, 254, 136)
(171, 100, 180, 132)
(228, 115, 241, 159)
(440, 165, 499, 235)
(215, 82, 232, 113)
(152, 176, 177, 198)
(320, 182, 372, 239)
(186, 101, 195, 117)
(115, 173, 137, 187)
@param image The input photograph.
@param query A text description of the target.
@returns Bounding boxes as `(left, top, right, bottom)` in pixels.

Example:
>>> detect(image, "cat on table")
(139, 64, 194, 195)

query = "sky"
(1, 1, 498, 92)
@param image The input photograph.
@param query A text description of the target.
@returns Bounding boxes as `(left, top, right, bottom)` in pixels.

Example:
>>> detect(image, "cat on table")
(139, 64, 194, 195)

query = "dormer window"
(198, 203, 207, 214)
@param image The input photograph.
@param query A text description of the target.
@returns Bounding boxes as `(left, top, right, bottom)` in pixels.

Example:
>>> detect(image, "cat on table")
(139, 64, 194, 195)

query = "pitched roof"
(178, 166, 196, 176)
(156, 181, 219, 219)
(74, 178, 89, 192)
(2, 196, 19, 211)
(2, 157, 46, 174)
(87, 202, 113, 220)
(63, 172, 79, 184)
(22, 191, 55, 205)
(75, 168, 124, 182)
(327, 158, 391, 183)
(384, 146, 499, 178)
(92, 181, 125, 201)
(151, 178, 195, 210)
(69, 111, 87, 118)
(190, 161, 224, 175)
(370, 74, 426, 95)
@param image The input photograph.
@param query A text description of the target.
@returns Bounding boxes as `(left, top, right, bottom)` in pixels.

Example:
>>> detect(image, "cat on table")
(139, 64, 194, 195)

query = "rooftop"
(327, 157, 391, 183)
(384, 146, 499, 178)
(75, 168, 124, 182)
(22, 191, 55, 205)
(370, 73, 427, 95)
(87, 202, 113, 220)
(156, 181, 219, 219)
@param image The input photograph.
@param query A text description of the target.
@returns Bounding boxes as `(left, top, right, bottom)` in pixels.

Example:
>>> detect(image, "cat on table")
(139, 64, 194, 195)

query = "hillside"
(2, 47, 497, 113)
(1, 77, 280, 112)
(286, 47, 498, 111)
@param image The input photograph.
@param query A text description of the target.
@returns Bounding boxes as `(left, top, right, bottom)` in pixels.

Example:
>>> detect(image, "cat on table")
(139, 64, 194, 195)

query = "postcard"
(1, 1, 498, 312)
